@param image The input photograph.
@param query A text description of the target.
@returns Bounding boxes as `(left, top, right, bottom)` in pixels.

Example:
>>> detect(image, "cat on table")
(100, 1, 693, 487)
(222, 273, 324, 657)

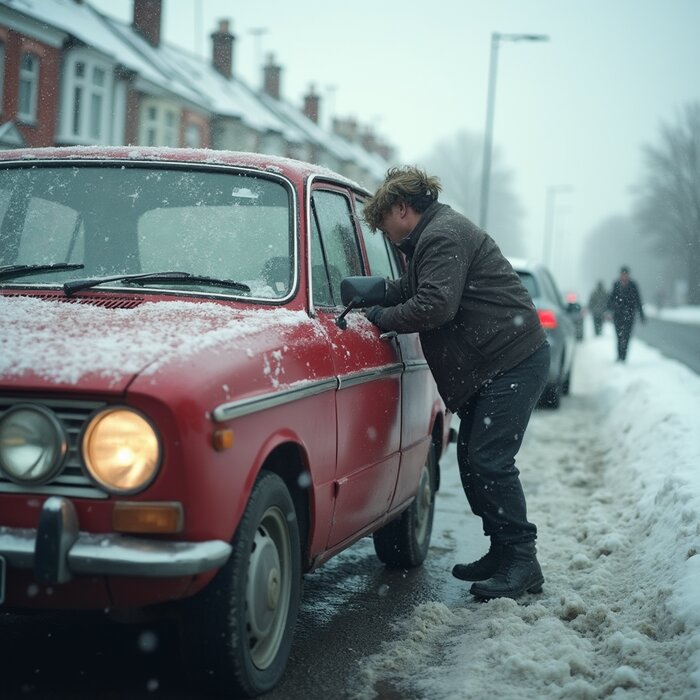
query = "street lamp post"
(249, 27, 268, 85)
(478, 32, 549, 231)
(543, 185, 573, 269)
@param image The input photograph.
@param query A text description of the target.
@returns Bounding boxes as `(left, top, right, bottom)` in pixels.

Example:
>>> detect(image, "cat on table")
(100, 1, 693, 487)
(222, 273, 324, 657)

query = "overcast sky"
(89, 0, 700, 290)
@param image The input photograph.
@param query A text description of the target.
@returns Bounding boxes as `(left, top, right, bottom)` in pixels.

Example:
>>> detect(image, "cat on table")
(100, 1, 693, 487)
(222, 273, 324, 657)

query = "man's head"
(620, 266, 630, 282)
(363, 166, 442, 244)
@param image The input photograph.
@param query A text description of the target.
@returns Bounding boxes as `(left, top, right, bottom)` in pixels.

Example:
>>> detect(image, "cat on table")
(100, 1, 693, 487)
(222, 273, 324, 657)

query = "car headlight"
(82, 408, 160, 494)
(0, 404, 68, 485)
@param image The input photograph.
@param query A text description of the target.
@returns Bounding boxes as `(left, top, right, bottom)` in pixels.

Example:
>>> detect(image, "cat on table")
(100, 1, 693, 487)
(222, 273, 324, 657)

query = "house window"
(184, 123, 201, 148)
(140, 100, 180, 147)
(60, 51, 112, 144)
(18, 53, 39, 123)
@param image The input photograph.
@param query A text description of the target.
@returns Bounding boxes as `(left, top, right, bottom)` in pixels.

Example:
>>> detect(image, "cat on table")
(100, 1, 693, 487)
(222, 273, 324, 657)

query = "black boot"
(451, 542, 504, 581)
(469, 542, 544, 600)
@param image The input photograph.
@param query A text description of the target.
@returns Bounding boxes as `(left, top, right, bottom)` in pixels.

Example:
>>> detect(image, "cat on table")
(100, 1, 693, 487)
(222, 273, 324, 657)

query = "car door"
(309, 186, 402, 548)
(355, 200, 435, 509)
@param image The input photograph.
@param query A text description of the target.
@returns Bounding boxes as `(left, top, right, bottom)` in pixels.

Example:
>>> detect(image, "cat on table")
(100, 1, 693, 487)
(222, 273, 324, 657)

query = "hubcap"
(245, 506, 292, 670)
(414, 464, 432, 544)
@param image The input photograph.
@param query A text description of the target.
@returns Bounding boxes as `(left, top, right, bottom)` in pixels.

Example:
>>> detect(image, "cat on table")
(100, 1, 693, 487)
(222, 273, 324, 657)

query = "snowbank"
(352, 324, 700, 699)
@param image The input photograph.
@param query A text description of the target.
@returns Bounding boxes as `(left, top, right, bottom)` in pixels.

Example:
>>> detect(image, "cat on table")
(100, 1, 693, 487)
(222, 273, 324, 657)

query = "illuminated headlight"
(82, 408, 160, 494)
(0, 405, 68, 484)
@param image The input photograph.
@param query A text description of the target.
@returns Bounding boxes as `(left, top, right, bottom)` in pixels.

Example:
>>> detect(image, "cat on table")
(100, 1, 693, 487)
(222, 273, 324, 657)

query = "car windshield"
(0, 163, 293, 300)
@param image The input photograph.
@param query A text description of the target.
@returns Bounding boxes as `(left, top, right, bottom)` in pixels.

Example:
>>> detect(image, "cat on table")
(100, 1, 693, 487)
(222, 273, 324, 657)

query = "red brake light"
(538, 309, 558, 329)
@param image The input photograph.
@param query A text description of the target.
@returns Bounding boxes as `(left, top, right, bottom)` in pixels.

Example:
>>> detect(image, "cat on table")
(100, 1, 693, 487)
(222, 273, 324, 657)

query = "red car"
(0, 147, 452, 697)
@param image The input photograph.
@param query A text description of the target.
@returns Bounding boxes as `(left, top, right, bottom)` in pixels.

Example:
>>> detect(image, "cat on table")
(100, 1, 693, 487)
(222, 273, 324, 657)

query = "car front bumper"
(0, 496, 232, 586)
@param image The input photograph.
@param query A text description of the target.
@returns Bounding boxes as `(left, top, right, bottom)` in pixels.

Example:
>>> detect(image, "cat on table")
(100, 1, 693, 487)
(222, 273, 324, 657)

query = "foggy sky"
(89, 0, 700, 294)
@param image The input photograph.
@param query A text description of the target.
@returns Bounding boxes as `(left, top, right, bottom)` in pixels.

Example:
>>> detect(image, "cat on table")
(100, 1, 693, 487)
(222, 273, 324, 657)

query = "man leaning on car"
(362, 166, 550, 601)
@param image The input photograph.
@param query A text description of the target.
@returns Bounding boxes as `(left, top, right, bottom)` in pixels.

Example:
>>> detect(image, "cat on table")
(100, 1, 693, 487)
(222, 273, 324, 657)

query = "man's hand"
(365, 305, 385, 328)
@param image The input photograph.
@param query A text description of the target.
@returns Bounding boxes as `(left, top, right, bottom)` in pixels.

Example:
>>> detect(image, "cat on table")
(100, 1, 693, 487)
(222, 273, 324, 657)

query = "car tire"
(179, 471, 301, 698)
(373, 442, 437, 568)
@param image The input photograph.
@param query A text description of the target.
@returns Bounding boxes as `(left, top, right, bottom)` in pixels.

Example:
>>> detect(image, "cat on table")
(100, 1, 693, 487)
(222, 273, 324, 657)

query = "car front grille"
(0, 397, 109, 499)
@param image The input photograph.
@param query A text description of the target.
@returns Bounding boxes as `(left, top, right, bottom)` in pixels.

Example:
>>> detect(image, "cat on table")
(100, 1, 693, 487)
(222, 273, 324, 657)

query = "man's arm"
(378, 230, 469, 334)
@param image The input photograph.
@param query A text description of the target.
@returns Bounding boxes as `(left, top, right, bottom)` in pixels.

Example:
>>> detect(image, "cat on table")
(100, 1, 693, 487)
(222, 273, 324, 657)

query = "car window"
(311, 190, 363, 306)
(541, 268, 565, 308)
(0, 165, 293, 299)
(356, 199, 399, 279)
(517, 271, 538, 299)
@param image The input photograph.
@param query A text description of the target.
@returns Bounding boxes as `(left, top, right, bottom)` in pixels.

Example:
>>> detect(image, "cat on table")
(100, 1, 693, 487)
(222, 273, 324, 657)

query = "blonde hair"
(363, 166, 442, 231)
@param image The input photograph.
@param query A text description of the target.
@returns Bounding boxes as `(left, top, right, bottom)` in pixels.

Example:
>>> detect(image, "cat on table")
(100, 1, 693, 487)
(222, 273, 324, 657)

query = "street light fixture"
(543, 185, 573, 269)
(478, 32, 549, 230)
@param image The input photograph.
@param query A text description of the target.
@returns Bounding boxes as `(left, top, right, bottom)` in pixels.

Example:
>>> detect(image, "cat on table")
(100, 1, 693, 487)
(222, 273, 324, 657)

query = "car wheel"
(179, 471, 301, 698)
(373, 442, 437, 568)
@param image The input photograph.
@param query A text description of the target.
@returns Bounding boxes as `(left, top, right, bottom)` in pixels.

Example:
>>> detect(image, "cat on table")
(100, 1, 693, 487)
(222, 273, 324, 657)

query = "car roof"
(0, 146, 370, 195)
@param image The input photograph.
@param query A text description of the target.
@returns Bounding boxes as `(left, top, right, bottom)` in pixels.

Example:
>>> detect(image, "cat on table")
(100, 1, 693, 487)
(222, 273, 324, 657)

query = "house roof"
(0, 0, 389, 178)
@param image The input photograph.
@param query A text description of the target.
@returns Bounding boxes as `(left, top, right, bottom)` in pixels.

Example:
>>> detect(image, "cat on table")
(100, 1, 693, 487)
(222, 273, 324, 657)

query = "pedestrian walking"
(362, 166, 550, 600)
(607, 266, 645, 361)
(588, 281, 608, 336)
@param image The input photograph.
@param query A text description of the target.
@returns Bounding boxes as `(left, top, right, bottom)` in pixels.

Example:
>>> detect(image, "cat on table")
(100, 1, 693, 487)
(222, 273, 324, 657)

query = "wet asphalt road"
(0, 439, 486, 700)
(635, 316, 700, 374)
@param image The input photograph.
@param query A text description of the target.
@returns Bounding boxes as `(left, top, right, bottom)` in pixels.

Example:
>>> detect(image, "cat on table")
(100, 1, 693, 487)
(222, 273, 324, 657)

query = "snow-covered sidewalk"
(352, 325, 700, 699)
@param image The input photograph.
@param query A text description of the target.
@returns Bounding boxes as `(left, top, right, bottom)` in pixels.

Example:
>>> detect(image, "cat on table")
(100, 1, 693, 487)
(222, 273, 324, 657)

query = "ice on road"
(352, 324, 700, 699)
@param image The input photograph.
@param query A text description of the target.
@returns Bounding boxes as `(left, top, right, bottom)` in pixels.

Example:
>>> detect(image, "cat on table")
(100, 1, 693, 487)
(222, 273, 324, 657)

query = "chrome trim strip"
(404, 359, 430, 373)
(0, 527, 231, 577)
(212, 363, 403, 422)
(0, 482, 108, 500)
(212, 378, 338, 422)
(338, 364, 403, 390)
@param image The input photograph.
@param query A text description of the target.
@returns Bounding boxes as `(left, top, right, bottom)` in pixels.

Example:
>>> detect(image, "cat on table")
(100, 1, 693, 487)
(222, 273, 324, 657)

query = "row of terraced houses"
(0, 0, 394, 188)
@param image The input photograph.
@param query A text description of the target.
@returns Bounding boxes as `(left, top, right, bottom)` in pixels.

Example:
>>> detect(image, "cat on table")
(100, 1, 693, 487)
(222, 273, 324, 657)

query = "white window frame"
(18, 52, 39, 123)
(58, 49, 113, 144)
(139, 98, 180, 147)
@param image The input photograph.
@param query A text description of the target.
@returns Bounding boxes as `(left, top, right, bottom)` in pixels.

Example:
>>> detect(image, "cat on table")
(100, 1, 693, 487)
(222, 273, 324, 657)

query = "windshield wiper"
(63, 271, 251, 296)
(0, 263, 85, 282)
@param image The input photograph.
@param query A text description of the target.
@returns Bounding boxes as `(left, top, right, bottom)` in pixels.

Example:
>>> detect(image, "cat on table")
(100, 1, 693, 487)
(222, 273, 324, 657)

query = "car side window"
(542, 269, 565, 308)
(311, 190, 363, 306)
(356, 199, 399, 280)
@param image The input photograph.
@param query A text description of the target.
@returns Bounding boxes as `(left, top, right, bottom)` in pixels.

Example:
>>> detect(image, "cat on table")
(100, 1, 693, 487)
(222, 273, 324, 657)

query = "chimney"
(133, 0, 162, 48)
(303, 84, 320, 124)
(263, 53, 281, 99)
(211, 19, 235, 78)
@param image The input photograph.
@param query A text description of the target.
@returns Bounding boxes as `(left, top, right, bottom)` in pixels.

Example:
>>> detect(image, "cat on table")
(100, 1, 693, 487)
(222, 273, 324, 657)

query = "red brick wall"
(0, 29, 61, 146)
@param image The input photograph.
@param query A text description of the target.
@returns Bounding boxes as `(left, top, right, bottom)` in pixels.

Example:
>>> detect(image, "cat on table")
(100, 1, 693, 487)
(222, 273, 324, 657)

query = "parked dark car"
(508, 258, 577, 408)
(0, 146, 453, 697)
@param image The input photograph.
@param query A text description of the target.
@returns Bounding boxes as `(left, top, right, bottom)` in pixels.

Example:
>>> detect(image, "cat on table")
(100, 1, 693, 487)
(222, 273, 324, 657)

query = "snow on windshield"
(350, 325, 700, 699)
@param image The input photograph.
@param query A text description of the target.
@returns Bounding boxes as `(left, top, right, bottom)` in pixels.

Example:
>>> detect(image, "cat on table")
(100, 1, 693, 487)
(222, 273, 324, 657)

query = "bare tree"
(634, 102, 700, 304)
(417, 130, 525, 257)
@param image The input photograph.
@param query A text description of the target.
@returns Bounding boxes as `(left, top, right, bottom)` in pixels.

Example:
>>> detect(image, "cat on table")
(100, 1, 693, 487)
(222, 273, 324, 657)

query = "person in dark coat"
(588, 281, 608, 336)
(362, 166, 550, 601)
(607, 266, 645, 361)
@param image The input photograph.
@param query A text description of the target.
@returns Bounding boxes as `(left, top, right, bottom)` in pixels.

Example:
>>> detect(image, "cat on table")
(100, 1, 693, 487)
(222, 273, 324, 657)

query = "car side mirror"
(335, 276, 387, 329)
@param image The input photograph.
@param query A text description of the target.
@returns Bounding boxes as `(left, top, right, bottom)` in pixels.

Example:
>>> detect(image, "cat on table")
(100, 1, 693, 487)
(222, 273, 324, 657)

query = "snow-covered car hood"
(0, 295, 315, 394)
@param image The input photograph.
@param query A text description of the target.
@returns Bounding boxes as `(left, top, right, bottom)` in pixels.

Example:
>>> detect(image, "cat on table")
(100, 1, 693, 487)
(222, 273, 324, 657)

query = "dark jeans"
(456, 343, 550, 545)
(614, 316, 634, 360)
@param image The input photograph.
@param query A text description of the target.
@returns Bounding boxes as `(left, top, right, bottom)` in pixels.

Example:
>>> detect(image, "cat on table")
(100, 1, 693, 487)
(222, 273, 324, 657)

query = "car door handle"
(379, 331, 398, 340)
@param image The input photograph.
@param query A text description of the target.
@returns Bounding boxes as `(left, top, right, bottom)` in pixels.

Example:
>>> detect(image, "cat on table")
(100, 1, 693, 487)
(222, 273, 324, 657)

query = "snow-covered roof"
(0, 0, 389, 176)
